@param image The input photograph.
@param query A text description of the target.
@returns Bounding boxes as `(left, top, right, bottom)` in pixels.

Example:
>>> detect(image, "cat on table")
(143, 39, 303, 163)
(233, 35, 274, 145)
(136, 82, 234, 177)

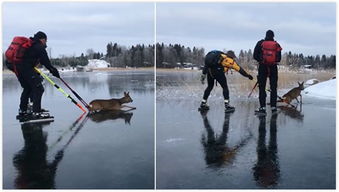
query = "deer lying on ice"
(89, 92, 136, 113)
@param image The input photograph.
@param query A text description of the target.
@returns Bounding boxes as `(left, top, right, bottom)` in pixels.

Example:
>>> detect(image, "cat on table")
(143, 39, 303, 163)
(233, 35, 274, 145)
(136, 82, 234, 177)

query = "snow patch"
(87, 59, 110, 69)
(164, 138, 185, 143)
(305, 79, 319, 87)
(304, 79, 336, 100)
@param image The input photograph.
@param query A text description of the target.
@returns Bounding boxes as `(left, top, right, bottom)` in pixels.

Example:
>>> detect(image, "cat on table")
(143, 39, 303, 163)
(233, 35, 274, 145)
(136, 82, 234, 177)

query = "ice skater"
(199, 50, 253, 113)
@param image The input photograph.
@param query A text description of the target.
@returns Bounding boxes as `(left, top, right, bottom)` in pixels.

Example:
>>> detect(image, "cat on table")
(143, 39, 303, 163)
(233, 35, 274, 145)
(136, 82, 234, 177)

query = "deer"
(279, 82, 304, 106)
(89, 92, 136, 113)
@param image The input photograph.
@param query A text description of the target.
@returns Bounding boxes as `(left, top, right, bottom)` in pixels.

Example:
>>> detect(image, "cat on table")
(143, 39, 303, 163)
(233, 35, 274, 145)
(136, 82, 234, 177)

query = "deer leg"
(295, 97, 300, 103)
(300, 94, 302, 104)
(122, 108, 135, 112)
(285, 100, 295, 108)
(121, 105, 136, 110)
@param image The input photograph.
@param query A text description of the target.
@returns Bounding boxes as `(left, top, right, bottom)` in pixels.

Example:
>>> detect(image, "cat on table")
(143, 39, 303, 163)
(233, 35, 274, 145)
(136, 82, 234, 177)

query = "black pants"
(16, 68, 44, 113)
(258, 64, 278, 108)
(203, 68, 229, 100)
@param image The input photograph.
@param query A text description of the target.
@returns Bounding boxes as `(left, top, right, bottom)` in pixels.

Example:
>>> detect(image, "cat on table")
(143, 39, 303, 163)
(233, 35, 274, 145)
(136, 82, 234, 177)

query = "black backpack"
(205, 50, 223, 68)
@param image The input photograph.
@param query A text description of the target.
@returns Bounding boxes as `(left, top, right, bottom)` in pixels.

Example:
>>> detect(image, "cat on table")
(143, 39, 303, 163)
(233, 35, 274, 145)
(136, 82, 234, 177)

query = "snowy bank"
(87, 59, 110, 69)
(304, 79, 336, 100)
(304, 79, 319, 87)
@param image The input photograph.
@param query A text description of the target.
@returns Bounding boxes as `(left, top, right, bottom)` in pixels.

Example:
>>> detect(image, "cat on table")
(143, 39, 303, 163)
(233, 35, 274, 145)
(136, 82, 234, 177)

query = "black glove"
(247, 74, 253, 80)
(50, 68, 60, 78)
(200, 74, 206, 84)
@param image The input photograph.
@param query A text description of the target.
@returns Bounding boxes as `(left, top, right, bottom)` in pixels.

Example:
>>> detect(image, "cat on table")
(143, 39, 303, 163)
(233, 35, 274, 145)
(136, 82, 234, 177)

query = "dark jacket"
(202, 50, 224, 75)
(18, 37, 55, 72)
(203, 50, 251, 78)
(253, 37, 282, 63)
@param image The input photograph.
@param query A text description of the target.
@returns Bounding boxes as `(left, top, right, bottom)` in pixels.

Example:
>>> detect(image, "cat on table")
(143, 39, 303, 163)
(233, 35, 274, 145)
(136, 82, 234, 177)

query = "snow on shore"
(304, 79, 336, 100)
(305, 79, 319, 87)
(87, 59, 110, 68)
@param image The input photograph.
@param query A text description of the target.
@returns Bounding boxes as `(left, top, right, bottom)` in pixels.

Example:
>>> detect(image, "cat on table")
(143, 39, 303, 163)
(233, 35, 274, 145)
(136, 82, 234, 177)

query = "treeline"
(3, 42, 335, 70)
(49, 43, 155, 68)
(156, 43, 336, 70)
(156, 43, 205, 68)
(105, 43, 154, 68)
(50, 53, 88, 67)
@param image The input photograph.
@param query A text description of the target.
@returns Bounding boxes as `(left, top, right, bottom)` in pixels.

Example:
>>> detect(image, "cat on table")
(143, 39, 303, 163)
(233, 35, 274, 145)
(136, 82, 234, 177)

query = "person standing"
(199, 50, 253, 113)
(253, 30, 282, 115)
(14, 31, 60, 120)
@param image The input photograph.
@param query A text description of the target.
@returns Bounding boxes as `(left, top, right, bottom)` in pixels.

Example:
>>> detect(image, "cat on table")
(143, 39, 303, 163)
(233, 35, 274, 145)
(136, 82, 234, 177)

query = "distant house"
(76, 66, 85, 72)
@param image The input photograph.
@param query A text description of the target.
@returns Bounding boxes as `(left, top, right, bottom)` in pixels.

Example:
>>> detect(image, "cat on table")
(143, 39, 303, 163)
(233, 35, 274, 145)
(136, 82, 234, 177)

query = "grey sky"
(3, 2, 154, 58)
(157, 2, 336, 56)
(3, 2, 336, 57)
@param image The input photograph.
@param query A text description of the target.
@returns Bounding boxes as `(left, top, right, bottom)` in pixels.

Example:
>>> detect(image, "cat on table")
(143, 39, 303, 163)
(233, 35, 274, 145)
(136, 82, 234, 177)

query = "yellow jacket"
(219, 54, 240, 73)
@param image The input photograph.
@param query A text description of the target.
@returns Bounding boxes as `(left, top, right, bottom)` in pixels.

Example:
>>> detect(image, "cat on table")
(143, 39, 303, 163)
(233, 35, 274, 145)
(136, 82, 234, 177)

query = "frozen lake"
(156, 70, 335, 189)
(3, 70, 154, 189)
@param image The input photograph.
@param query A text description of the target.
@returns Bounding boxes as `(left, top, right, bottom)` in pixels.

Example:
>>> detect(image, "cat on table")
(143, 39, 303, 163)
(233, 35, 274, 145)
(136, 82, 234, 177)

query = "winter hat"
(226, 50, 236, 59)
(265, 30, 274, 39)
(34, 31, 47, 39)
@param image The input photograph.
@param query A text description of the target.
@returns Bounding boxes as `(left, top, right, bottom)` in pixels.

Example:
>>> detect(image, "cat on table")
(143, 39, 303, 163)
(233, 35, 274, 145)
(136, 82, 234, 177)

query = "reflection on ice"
(252, 114, 279, 188)
(156, 70, 335, 189)
(200, 111, 252, 168)
(88, 110, 133, 124)
(3, 70, 154, 189)
(164, 138, 185, 143)
(278, 105, 304, 122)
(13, 121, 63, 189)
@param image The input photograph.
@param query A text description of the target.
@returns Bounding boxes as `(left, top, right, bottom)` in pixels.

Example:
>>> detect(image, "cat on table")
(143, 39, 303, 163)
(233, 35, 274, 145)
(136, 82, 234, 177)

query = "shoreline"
(2, 67, 335, 76)
(155, 67, 336, 75)
(2, 67, 155, 75)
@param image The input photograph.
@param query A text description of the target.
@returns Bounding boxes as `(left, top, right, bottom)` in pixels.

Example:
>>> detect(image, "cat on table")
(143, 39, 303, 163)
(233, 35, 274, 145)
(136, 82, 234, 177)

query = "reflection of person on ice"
(13, 122, 64, 189)
(6, 31, 60, 121)
(200, 111, 252, 167)
(199, 50, 253, 113)
(253, 114, 280, 187)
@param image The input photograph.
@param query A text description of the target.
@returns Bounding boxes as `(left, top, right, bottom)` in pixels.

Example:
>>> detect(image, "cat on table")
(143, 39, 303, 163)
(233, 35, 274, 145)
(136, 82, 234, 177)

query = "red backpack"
(261, 40, 282, 65)
(5, 36, 33, 74)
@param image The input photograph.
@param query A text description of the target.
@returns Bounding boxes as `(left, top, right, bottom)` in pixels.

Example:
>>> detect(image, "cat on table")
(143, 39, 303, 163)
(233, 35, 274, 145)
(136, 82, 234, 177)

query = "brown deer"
(280, 82, 304, 105)
(89, 92, 136, 113)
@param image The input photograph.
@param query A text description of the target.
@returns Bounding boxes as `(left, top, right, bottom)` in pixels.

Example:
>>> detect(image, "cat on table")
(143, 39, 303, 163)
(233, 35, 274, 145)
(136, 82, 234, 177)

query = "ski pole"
(61, 115, 89, 151)
(34, 67, 87, 113)
(51, 115, 89, 167)
(59, 78, 90, 109)
(49, 112, 86, 150)
(248, 81, 258, 98)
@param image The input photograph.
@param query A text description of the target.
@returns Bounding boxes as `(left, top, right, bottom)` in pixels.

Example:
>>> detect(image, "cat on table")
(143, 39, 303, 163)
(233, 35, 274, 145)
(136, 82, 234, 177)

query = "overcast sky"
(157, 2, 336, 56)
(3, 2, 336, 57)
(3, 2, 154, 58)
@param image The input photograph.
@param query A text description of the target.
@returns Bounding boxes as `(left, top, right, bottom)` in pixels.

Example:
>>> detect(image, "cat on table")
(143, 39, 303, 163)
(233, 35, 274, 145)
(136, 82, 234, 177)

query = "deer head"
(298, 82, 304, 90)
(122, 92, 133, 103)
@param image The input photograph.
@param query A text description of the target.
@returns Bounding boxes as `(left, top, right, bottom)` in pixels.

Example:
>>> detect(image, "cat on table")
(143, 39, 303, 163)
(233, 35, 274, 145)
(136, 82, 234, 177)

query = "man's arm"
(276, 43, 282, 62)
(221, 57, 253, 80)
(38, 47, 60, 78)
(231, 60, 253, 80)
(253, 40, 264, 62)
(38, 48, 53, 70)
